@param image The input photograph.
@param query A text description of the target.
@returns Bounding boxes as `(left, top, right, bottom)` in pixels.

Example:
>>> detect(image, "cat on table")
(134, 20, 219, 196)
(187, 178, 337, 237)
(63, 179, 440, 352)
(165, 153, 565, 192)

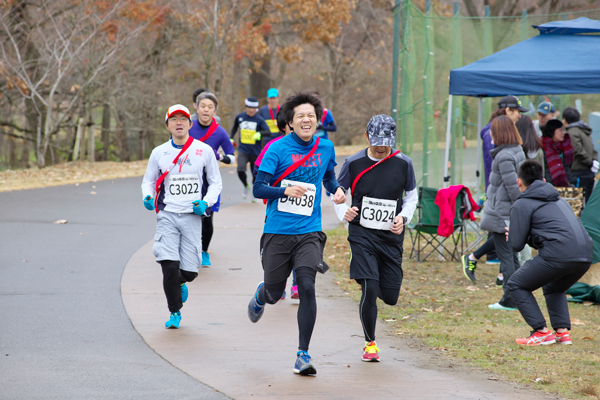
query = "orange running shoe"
(515, 330, 556, 346)
(362, 341, 380, 362)
(554, 331, 572, 345)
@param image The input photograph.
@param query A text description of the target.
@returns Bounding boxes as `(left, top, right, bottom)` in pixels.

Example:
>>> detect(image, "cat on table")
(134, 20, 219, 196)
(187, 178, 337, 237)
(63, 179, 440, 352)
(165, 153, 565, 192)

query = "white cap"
(165, 104, 191, 123)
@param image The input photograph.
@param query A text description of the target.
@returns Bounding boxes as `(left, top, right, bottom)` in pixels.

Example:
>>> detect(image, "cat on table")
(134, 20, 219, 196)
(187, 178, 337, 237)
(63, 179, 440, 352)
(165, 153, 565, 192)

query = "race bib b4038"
(278, 179, 317, 216)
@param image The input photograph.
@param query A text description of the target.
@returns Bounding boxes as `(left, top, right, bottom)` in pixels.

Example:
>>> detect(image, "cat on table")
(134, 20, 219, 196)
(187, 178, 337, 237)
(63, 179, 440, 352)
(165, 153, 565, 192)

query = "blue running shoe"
(201, 251, 211, 267)
(486, 258, 500, 265)
(165, 311, 181, 329)
(281, 290, 286, 300)
(181, 283, 188, 303)
(247, 282, 265, 323)
(294, 351, 317, 375)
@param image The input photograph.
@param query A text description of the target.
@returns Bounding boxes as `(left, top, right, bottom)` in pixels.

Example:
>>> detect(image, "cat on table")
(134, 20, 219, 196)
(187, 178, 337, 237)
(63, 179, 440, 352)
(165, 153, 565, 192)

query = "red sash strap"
(351, 150, 401, 194)
(268, 105, 280, 122)
(198, 118, 218, 142)
(154, 136, 195, 213)
(272, 137, 321, 188)
(321, 109, 329, 125)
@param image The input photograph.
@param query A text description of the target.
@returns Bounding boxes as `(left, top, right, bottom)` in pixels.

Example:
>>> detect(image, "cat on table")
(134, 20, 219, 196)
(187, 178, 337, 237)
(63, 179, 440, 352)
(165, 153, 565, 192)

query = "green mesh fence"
(391, 2, 600, 192)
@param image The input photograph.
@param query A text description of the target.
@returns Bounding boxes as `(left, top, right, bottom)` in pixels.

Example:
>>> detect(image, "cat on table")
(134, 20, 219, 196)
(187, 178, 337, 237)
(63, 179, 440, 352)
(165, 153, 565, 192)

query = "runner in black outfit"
(334, 115, 418, 362)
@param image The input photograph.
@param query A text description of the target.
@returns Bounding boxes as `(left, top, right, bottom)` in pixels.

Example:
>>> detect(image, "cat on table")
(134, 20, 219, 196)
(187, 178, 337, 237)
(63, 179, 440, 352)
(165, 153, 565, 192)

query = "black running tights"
(259, 276, 317, 352)
(201, 214, 213, 252)
(237, 171, 256, 187)
(358, 279, 400, 342)
(161, 260, 198, 313)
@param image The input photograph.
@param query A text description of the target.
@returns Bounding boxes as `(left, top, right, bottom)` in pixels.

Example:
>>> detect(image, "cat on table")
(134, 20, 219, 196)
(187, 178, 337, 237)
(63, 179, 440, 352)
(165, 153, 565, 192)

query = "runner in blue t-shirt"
(247, 92, 346, 376)
(229, 96, 270, 198)
(189, 92, 234, 267)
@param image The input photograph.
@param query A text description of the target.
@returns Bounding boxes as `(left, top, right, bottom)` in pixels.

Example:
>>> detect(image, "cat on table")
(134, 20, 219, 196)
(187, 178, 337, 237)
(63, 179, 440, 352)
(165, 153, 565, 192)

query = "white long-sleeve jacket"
(141, 139, 222, 214)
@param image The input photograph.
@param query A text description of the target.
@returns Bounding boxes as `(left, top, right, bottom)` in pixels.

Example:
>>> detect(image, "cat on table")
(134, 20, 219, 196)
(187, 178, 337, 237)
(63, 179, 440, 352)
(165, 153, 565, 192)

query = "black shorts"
(348, 224, 404, 289)
(260, 232, 327, 284)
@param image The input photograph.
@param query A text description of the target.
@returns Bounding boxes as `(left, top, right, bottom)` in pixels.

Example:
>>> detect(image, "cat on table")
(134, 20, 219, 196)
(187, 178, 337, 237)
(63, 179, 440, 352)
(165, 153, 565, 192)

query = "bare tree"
(0, 0, 153, 167)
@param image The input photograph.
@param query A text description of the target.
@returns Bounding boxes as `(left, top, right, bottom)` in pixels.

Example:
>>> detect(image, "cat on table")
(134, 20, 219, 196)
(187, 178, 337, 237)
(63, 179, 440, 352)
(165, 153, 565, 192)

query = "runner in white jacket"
(141, 104, 222, 329)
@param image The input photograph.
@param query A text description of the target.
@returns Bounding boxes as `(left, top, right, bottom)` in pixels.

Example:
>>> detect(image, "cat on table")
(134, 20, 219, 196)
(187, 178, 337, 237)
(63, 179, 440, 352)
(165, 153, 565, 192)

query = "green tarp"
(581, 183, 600, 264)
(566, 282, 600, 304)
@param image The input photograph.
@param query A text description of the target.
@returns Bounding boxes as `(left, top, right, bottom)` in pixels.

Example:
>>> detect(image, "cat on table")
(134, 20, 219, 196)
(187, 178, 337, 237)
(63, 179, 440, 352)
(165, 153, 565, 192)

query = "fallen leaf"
(328, 255, 335, 259)
(466, 286, 479, 292)
(571, 318, 586, 326)
(583, 301, 593, 306)
(483, 329, 492, 333)
(435, 306, 444, 312)
(581, 337, 594, 341)
(487, 377, 500, 381)
(53, 219, 68, 224)
(422, 308, 433, 312)
(90, 191, 96, 195)
(385, 319, 396, 322)
(401, 315, 410, 320)
(452, 313, 462, 317)
(22, 260, 28, 262)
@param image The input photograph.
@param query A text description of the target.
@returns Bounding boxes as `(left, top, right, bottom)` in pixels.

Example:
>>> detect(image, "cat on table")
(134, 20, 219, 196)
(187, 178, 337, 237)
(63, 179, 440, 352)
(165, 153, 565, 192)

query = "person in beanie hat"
(229, 96, 270, 199)
(141, 104, 223, 329)
(333, 114, 418, 362)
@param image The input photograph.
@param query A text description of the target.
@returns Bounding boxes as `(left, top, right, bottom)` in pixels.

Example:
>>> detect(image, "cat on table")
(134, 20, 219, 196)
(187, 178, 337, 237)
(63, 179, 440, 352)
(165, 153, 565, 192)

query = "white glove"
(592, 160, 599, 174)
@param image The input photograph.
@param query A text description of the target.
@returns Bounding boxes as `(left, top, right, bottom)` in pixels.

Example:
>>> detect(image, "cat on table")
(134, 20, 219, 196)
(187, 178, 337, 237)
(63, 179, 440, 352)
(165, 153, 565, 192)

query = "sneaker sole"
(362, 357, 380, 362)
(557, 340, 572, 345)
(293, 366, 317, 375)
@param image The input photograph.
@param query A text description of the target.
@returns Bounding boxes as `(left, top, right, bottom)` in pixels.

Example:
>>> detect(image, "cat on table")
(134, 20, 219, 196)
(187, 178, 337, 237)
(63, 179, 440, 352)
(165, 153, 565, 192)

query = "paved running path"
(122, 196, 555, 400)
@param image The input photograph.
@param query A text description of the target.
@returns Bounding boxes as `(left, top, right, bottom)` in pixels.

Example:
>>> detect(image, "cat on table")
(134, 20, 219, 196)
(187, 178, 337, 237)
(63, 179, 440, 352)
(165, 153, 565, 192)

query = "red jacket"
(434, 185, 479, 237)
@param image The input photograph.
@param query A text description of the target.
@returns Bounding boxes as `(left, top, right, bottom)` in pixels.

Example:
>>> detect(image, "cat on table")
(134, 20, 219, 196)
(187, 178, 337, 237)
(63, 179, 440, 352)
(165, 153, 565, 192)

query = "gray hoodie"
(480, 144, 526, 233)
(509, 180, 593, 263)
(566, 120, 598, 171)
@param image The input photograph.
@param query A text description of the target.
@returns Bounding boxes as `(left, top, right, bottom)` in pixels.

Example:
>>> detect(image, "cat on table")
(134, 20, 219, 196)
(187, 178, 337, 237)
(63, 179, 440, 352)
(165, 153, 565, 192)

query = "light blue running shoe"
(294, 351, 317, 375)
(201, 251, 211, 267)
(165, 311, 181, 329)
(247, 282, 265, 323)
(181, 283, 188, 303)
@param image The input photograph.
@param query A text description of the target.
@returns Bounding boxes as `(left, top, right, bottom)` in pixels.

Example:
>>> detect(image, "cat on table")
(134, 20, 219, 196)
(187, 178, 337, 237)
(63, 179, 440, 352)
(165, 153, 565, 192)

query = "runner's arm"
(331, 187, 350, 222)
(399, 188, 418, 223)
(253, 170, 286, 199)
(322, 168, 342, 194)
(141, 152, 159, 199)
(219, 132, 236, 164)
(203, 152, 223, 207)
(229, 117, 240, 139)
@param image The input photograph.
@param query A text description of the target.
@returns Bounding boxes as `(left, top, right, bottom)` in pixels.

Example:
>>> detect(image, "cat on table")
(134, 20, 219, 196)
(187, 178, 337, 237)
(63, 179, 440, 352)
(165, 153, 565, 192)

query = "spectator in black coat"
(505, 160, 593, 346)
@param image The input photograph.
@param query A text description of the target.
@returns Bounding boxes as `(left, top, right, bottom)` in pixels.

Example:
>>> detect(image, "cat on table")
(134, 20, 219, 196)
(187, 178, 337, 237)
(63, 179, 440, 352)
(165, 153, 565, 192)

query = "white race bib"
(277, 179, 317, 216)
(360, 196, 397, 230)
(168, 174, 201, 203)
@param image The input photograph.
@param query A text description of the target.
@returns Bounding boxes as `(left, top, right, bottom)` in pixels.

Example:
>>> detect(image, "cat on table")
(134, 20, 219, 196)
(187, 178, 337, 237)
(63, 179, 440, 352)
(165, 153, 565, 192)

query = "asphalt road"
(0, 167, 248, 399)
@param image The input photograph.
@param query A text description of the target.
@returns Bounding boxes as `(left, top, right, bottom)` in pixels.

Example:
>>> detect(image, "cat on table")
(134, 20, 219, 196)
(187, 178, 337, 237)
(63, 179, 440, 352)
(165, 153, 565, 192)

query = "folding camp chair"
(408, 186, 467, 262)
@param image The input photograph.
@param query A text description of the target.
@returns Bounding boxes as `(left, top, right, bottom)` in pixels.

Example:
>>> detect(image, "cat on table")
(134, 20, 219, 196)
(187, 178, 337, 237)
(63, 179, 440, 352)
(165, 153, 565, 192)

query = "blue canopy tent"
(444, 17, 600, 190)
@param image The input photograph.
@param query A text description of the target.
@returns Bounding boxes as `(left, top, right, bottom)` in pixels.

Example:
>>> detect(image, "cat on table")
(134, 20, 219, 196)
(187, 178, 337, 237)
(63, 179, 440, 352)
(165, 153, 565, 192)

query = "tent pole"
(476, 97, 482, 200)
(443, 94, 453, 188)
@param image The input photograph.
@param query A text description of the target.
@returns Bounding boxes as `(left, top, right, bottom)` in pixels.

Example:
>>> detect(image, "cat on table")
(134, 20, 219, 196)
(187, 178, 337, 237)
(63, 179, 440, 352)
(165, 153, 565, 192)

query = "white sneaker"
(243, 184, 250, 199)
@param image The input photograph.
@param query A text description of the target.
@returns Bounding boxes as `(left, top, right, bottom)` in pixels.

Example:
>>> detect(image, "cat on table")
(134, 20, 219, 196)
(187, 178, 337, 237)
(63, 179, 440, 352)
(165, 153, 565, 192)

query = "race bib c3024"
(277, 179, 317, 216)
(360, 196, 397, 230)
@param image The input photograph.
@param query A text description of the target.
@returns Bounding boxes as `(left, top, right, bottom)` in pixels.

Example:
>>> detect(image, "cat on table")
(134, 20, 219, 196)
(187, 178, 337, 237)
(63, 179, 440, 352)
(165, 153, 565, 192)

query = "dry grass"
(0, 161, 150, 192)
(325, 226, 600, 400)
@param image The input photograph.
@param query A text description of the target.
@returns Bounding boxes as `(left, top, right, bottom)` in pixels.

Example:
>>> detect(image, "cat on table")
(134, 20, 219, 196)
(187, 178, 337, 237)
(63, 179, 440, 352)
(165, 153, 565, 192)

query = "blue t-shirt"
(230, 112, 270, 156)
(259, 134, 337, 235)
(315, 110, 335, 139)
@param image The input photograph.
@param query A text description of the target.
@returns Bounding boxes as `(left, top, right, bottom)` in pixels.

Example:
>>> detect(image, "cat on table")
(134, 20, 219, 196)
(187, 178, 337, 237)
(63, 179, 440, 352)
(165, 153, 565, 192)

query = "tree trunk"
(101, 103, 111, 161)
(249, 55, 271, 102)
(117, 111, 130, 162)
(9, 137, 16, 169)
(73, 118, 85, 161)
(87, 105, 95, 162)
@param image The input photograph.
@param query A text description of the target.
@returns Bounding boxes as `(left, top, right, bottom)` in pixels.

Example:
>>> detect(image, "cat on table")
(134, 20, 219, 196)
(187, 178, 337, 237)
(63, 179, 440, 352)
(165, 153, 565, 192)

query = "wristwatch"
(402, 216, 408, 225)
